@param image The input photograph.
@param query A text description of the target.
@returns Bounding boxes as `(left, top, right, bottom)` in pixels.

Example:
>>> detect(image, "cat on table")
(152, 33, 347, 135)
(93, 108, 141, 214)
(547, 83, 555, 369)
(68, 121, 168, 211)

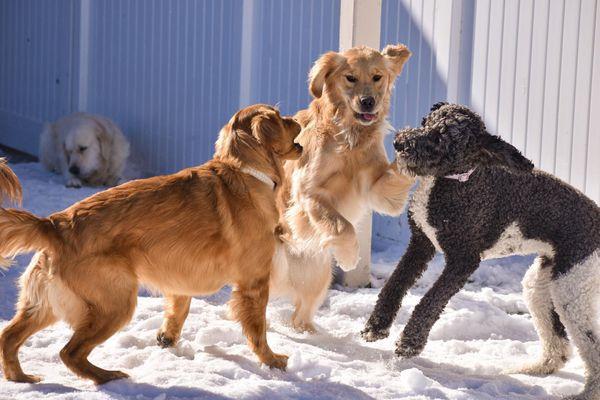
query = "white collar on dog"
(444, 167, 476, 182)
(241, 167, 276, 190)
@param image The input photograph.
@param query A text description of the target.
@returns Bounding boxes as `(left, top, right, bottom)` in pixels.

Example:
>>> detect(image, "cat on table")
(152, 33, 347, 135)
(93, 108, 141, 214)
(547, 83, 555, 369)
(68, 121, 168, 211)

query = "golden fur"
(0, 105, 301, 384)
(270, 45, 416, 332)
(0, 158, 22, 207)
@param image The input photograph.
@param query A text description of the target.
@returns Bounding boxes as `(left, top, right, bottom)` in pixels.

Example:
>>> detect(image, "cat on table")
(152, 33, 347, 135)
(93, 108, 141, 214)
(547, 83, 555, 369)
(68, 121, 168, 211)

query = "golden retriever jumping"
(271, 44, 416, 332)
(0, 104, 301, 384)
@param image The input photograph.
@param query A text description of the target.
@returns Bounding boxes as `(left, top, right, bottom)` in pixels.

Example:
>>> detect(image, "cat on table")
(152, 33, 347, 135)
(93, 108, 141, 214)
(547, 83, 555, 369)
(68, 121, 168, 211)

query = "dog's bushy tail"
(0, 160, 60, 269)
(0, 158, 22, 206)
(0, 209, 60, 269)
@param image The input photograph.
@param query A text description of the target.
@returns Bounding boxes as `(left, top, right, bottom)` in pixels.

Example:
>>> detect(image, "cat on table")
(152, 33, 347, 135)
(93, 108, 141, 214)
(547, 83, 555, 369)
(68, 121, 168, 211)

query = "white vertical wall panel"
(470, 0, 599, 204)
(0, 0, 75, 155)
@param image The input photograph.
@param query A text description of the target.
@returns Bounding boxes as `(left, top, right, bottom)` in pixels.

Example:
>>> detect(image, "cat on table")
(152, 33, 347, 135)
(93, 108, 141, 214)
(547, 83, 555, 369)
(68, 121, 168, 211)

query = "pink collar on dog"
(444, 168, 476, 182)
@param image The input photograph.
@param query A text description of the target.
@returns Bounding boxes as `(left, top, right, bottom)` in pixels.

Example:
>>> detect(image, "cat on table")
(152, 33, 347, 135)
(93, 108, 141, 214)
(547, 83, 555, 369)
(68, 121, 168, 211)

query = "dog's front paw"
(262, 352, 289, 371)
(395, 337, 425, 359)
(332, 236, 360, 271)
(156, 331, 176, 348)
(361, 325, 390, 342)
(66, 177, 82, 188)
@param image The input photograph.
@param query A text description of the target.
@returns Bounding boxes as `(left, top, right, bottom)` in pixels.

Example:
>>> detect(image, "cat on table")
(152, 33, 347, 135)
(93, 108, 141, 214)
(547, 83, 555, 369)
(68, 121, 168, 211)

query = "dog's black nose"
(360, 96, 375, 111)
(394, 140, 405, 152)
(69, 165, 80, 176)
(294, 143, 303, 152)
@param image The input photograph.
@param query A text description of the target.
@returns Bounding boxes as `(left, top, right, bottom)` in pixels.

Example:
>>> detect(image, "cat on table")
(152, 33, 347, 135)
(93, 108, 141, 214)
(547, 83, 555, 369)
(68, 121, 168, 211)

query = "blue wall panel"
(0, 0, 75, 155)
(84, 0, 243, 174)
(247, 0, 340, 116)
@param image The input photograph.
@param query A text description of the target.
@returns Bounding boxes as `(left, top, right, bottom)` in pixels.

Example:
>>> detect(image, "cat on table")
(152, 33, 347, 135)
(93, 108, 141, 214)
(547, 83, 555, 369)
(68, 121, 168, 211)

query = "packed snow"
(0, 162, 589, 399)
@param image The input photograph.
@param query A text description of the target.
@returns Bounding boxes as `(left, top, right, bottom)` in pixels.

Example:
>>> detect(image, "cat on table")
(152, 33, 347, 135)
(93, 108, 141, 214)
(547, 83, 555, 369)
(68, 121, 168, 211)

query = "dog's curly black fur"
(363, 103, 600, 399)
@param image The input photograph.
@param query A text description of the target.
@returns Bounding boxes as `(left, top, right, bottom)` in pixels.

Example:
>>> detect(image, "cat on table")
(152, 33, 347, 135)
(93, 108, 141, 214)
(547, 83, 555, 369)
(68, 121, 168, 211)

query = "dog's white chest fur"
(410, 177, 443, 253)
(481, 222, 554, 260)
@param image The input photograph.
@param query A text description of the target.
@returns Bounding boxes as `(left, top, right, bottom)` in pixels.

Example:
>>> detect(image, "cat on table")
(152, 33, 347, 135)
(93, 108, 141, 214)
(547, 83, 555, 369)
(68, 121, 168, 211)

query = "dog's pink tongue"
(362, 113, 375, 121)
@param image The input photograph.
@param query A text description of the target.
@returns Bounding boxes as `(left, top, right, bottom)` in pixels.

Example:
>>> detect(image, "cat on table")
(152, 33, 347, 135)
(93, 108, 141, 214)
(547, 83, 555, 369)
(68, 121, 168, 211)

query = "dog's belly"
(136, 261, 228, 296)
(481, 222, 555, 260)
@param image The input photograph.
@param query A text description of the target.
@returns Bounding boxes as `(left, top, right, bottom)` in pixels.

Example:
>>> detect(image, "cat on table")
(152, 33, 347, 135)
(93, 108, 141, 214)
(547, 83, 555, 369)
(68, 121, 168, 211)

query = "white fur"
(410, 177, 443, 253)
(481, 222, 555, 260)
(550, 250, 600, 400)
(510, 257, 571, 376)
(39, 112, 130, 187)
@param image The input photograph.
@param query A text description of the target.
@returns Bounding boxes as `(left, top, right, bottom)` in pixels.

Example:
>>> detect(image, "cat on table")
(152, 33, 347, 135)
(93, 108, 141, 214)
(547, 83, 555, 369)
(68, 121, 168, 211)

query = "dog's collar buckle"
(444, 167, 476, 182)
(241, 167, 276, 190)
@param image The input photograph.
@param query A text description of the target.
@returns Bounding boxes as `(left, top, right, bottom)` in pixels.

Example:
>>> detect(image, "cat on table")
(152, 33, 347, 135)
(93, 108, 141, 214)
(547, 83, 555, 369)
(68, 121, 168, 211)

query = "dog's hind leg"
(59, 258, 137, 384)
(0, 309, 55, 383)
(550, 251, 600, 400)
(0, 253, 57, 383)
(362, 223, 436, 342)
(231, 273, 288, 370)
(156, 295, 191, 348)
(511, 256, 571, 376)
(288, 252, 332, 333)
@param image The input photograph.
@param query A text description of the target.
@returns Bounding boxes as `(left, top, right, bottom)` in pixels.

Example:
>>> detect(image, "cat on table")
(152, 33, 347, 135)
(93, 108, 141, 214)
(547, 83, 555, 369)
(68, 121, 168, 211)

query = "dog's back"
(413, 167, 599, 274)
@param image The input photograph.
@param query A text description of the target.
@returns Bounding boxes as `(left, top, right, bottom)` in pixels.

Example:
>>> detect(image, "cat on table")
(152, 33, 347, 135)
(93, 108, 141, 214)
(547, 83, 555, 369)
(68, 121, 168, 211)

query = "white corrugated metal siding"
(469, 0, 599, 203)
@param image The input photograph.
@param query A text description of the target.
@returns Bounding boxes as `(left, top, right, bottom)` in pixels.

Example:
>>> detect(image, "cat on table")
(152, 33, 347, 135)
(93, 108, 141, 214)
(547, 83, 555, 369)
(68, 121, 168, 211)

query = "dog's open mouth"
(355, 112, 378, 123)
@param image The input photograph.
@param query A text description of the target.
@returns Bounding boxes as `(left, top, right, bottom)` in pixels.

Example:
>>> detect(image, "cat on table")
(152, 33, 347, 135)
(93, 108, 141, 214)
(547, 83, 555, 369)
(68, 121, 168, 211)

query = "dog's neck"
(215, 129, 282, 189)
(240, 167, 276, 190)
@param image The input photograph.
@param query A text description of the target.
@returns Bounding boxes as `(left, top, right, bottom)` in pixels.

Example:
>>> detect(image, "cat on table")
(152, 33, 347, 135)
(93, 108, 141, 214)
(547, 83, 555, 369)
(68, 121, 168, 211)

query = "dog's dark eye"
(373, 75, 382, 82)
(79, 146, 87, 152)
(345, 75, 357, 83)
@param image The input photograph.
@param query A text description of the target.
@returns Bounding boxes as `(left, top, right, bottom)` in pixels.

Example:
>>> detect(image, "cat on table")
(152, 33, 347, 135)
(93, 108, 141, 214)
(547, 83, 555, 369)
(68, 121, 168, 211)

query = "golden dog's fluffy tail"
(0, 158, 22, 205)
(0, 159, 59, 269)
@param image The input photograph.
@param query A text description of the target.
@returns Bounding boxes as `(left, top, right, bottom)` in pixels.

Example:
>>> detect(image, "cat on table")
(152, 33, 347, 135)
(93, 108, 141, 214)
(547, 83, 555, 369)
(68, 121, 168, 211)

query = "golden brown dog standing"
(269, 44, 415, 332)
(0, 104, 301, 384)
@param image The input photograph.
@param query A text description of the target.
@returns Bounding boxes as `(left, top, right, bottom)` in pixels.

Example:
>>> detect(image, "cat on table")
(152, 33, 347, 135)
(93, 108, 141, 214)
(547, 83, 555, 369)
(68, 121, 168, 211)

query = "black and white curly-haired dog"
(362, 103, 600, 400)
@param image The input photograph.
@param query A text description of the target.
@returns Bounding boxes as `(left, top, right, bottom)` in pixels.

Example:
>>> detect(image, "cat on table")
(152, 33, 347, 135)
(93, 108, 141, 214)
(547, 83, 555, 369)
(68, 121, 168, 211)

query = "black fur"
(363, 103, 600, 361)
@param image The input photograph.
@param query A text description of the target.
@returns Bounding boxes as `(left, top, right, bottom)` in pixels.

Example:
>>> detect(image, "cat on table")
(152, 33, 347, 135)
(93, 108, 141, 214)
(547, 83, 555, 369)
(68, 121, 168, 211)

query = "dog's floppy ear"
(251, 109, 281, 149)
(479, 134, 534, 172)
(309, 51, 346, 98)
(382, 44, 411, 76)
(96, 126, 113, 166)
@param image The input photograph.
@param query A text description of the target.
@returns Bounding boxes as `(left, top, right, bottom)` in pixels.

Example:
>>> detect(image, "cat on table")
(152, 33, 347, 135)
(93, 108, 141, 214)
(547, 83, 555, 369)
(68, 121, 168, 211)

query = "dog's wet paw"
(361, 326, 389, 342)
(292, 320, 317, 334)
(395, 340, 424, 359)
(264, 353, 289, 371)
(93, 370, 129, 385)
(506, 360, 560, 376)
(156, 332, 175, 348)
(7, 372, 42, 384)
(333, 241, 360, 272)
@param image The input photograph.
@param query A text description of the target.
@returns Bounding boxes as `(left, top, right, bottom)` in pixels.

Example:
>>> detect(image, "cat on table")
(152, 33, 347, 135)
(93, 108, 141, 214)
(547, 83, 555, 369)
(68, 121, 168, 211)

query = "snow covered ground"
(0, 162, 589, 400)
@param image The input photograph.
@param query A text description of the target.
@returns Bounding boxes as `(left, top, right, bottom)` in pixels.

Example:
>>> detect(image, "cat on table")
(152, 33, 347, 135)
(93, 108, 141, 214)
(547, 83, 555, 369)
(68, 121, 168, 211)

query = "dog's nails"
(156, 333, 174, 348)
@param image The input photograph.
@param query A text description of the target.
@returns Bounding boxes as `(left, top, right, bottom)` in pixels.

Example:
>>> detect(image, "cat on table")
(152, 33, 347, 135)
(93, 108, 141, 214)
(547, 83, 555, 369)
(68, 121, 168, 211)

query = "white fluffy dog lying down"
(39, 112, 130, 187)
